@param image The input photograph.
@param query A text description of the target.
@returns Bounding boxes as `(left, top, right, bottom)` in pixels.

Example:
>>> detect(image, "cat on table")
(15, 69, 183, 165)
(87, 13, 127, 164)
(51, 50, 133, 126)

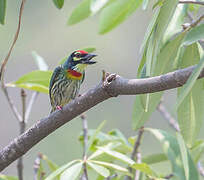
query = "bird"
(49, 50, 97, 113)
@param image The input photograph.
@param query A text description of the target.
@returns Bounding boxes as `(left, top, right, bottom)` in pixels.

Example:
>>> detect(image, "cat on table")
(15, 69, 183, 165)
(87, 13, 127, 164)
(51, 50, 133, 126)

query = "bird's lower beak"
(82, 54, 97, 64)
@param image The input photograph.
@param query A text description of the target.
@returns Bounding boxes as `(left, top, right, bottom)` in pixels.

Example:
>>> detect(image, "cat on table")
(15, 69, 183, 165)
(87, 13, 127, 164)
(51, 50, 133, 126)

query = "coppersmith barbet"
(49, 50, 97, 113)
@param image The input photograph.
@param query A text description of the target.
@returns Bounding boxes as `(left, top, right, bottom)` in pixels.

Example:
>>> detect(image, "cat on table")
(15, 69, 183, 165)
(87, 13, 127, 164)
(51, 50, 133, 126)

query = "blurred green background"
(0, 0, 203, 179)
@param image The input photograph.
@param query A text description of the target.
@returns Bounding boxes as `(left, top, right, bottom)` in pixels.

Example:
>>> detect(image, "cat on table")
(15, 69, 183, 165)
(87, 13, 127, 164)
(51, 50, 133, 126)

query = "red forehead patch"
(77, 50, 88, 54)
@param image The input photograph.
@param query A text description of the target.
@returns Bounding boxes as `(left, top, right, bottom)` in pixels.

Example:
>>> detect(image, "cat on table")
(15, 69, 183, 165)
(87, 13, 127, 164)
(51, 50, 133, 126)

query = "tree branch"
(179, 0, 204, 5)
(0, 65, 204, 171)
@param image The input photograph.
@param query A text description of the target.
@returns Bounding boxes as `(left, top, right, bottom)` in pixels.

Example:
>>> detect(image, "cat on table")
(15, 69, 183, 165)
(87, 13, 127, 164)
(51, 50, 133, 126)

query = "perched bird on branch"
(49, 50, 97, 113)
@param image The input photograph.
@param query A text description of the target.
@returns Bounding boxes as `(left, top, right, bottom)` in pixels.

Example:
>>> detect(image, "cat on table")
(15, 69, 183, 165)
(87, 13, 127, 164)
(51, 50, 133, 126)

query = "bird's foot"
(56, 105, 63, 110)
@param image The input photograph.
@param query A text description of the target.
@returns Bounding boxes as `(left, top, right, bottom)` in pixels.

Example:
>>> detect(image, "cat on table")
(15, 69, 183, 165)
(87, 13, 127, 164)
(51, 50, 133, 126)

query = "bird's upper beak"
(81, 54, 97, 64)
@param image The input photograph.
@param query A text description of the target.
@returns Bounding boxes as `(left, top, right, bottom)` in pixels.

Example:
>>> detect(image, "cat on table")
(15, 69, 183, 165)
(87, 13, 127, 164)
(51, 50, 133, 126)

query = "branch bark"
(0, 65, 204, 171)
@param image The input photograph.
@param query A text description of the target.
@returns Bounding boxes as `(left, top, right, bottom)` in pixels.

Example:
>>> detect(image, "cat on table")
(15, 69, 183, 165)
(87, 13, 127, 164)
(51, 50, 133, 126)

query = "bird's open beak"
(81, 54, 97, 64)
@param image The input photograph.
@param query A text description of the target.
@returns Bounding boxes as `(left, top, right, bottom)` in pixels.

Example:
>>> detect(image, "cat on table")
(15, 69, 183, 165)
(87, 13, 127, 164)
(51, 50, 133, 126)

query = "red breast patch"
(67, 69, 82, 77)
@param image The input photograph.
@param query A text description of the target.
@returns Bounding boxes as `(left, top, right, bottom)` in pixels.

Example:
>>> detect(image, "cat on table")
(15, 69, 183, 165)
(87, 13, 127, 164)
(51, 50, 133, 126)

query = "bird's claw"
(56, 106, 62, 110)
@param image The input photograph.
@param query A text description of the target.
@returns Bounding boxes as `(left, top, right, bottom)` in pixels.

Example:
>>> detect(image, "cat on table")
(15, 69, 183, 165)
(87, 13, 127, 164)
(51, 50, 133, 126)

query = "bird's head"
(63, 50, 97, 72)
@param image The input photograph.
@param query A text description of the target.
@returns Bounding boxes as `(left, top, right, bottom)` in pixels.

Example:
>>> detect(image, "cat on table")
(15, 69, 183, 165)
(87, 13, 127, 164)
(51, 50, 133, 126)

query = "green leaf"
(59, 47, 96, 65)
(131, 163, 154, 176)
(142, 153, 167, 165)
(97, 147, 135, 165)
(81, 47, 96, 53)
(176, 133, 189, 180)
(60, 162, 83, 180)
(42, 154, 59, 172)
(132, 32, 186, 130)
(151, 0, 179, 73)
(90, 0, 109, 14)
(68, 0, 91, 25)
(86, 120, 106, 154)
(7, 70, 52, 94)
(0, 0, 6, 25)
(45, 160, 80, 180)
(53, 0, 64, 9)
(177, 43, 204, 147)
(99, 0, 142, 34)
(142, 0, 149, 10)
(146, 128, 199, 180)
(176, 55, 204, 109)
(32, 51, 48, 71)
(0, 175, 18, 180)
(108, 129, 129, 145)
(140, 9, 159, 53)
(89, 160, 129, 173)
(87, 161, 110, 177)
(163, 4, 187, 43)
(191, 140, 204, 163)
(183, 24, 204, 46)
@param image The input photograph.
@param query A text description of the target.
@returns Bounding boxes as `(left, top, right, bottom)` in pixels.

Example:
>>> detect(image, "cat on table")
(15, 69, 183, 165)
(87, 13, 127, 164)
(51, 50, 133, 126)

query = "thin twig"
(197, 161, 204, 177)
(134, 153, 141, 180)
(81, 114, 88, 180)
(106, 174, 118, 180)
(179, 0, 204, 5)
(157, 101, 180, 132)
(17, 89, 26, 180)
(1, 65, 204, 171)
(131, 127, 144, 160)
(126, 127, 144, 180)
(0, 0, 26, 121)
(34, 153, 45, 180)
(25, 92, 39, 122)
(163, 174, 174, 179)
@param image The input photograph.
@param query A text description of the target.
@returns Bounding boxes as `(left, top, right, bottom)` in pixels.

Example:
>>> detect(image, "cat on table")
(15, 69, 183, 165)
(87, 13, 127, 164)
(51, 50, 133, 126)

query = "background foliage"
(0, 0, 204, 180)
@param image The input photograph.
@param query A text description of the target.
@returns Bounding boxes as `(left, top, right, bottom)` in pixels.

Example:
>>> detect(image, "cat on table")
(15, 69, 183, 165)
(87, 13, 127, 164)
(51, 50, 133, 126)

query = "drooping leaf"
(163, 4, 187, 43)
(52, 0, 64, 9)
(142, 0, 149, 10)
(0, 175, 18, 180)
(176, 55, 204, 109)
(0, 0, 6, 25)
(60, 162, 83, 180)
(90, 0, 109, 14)
(7, 70, 52, 94)
(89, 160, 129, 173)
(133, 32, 186, 130)
(32, 51, 48, 71)
(191, 140, 204, 163)
(45, 160, 80, 180)
(177, 43, 204, 147)
(140, 9, 159, 53)
(86, 120, 106, 154)
(131, 163, 154, 176)
(99, 0, 142, 34)
(176, 133, 189, 180)
(183, 24, 204, 46)
(146, 128, 199, 180)
(108, 129, 129, 145)
(87, 161, 110, 177)
(97, 147, 135, 165)
(68, 0, 91, 25)
(142, 153, 168, 164)
(42, 154, 59, 172)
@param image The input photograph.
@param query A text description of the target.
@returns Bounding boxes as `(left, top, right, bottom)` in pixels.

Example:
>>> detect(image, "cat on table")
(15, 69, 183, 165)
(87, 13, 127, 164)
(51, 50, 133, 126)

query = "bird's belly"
(60, 80, 80, 106)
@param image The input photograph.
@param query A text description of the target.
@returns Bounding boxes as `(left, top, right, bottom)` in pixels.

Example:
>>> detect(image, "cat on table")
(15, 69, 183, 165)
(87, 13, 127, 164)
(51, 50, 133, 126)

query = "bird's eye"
(75, 53, 81, 58)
